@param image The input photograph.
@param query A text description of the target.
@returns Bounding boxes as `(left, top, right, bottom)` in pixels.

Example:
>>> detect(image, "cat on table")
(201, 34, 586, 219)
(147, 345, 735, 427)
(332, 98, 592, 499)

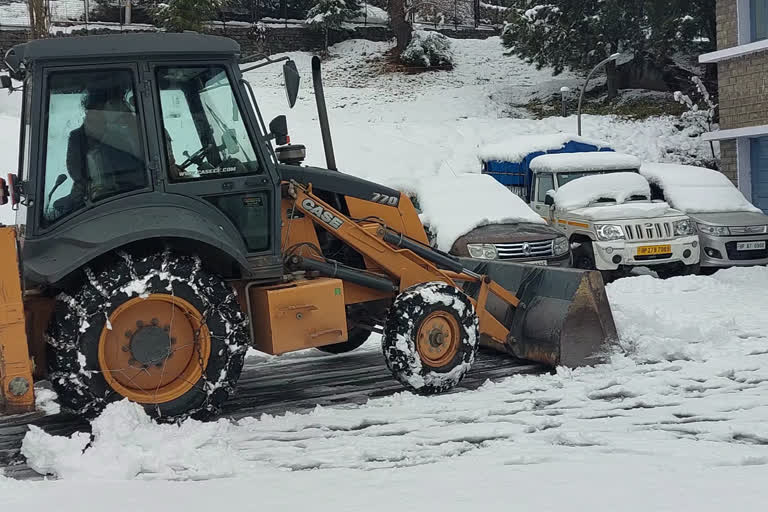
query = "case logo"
(302, 198, 344, 229)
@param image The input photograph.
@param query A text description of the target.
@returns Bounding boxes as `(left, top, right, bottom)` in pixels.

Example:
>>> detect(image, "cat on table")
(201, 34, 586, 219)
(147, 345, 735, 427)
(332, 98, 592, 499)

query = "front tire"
(47, 251, 248, 420)
(382, 282, 478, 395)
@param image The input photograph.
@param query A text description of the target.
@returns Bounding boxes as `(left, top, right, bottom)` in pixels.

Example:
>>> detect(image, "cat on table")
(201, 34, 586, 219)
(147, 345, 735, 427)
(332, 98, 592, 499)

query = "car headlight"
(695, 222, 727, 236)
(595, 224, 625, 241)
(467, 243, 498, 260)
(552, 236, 569, 256)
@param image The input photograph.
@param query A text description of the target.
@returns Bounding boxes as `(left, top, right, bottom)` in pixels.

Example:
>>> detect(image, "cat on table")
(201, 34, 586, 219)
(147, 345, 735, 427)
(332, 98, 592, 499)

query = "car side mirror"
(544, 190, 555, 207)
(0, 75, 11, 90)
(283, 60, 300, 109)
(7, 173, 20, 205)
(269, 115, 289, 146)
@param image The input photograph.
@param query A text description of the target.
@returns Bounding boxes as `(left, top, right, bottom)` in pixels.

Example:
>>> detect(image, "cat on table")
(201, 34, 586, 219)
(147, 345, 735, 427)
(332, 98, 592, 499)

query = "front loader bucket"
(459, 258, 618, 368)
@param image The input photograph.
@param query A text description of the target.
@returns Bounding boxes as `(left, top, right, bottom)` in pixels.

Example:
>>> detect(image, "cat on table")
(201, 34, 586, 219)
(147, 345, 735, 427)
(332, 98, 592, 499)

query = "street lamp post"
(577, 52, 621, 136)
(560, 86, 570, 117)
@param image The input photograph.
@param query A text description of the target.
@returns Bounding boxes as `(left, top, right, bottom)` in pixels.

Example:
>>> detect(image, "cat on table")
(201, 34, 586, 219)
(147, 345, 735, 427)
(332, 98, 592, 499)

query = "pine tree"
(152, 0, 223, 32)
(501, 0, 715, 98)
(306, 0, 360, 51)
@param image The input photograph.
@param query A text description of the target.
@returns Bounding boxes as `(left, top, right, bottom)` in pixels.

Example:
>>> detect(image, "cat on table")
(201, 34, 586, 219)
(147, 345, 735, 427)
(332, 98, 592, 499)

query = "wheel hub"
(98, 294, 211, 405)
(129, 324, 172, 366)
(416, 311, 460, 368)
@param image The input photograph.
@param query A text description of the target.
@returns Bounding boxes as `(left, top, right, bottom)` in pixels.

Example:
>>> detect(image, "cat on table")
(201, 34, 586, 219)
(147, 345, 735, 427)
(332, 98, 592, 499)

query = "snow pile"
(640, 162, 761, 214)
(17, 266, 768, 501)
(400, 30, 454, 68)
(554, 172, 651, 210)
(417, 174, 546, 250)
(349, 4, 388, 24)
(530, 152, 641, 173)
(477, 134, 610, 163)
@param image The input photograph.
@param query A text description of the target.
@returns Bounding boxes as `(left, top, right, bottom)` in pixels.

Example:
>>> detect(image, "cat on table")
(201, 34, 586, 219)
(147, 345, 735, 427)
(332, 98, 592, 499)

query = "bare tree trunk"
(606, 59, 618, 99)
(27, 0, 50, 39)
(389, 0, 412, 51)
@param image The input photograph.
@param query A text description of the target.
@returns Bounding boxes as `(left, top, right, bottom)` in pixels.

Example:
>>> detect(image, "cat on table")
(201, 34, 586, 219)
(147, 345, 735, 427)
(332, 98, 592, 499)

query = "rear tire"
(316, 327, 372, 354)
(46, 251, 248, 421)
(381, 282, 478, 395)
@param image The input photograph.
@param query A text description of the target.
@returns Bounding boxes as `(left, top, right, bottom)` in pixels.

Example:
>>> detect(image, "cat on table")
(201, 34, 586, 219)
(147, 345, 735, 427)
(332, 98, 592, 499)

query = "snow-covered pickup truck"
(529, 152, 700, 279)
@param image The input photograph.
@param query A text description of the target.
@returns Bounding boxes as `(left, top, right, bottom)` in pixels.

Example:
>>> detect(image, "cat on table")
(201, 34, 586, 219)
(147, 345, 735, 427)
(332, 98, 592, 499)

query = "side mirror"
(0, 75, 11, 90)
(283, 60, 300, 109)
(544, 190, 555, 207)
(269, 115, 289, 146)
(0, 176, 8, 206)
(7, 173, 20, 206)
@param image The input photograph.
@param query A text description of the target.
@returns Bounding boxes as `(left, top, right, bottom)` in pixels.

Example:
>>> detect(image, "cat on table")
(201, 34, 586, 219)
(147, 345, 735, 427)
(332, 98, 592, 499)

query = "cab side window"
(42, 70, 147, 227)
(536, 174, 555, 203)
(156, 65, 262, 181)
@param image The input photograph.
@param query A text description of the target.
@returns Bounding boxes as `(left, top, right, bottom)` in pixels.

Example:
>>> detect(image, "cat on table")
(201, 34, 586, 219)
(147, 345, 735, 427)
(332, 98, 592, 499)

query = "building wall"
(717, 53, 768, 131)
(710, 0, 768, 193)
(716, 0, 738, 49)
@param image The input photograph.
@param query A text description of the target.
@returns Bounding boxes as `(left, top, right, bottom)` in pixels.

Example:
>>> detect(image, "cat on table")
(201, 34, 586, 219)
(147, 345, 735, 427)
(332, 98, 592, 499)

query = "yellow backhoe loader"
(0, 33, 616, 420)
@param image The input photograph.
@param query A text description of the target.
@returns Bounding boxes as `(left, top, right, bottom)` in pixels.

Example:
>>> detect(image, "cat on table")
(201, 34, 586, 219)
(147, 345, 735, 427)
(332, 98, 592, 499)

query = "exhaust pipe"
(311, 56, 337, 171)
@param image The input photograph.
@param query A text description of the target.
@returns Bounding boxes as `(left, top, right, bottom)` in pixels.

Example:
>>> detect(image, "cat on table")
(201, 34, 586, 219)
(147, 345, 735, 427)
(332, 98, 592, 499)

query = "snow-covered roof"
(477, 133, 610, 163)
(417, 173, 546, 251)
(554, 172, 651, 211)
(530, 152, 641, 173)
(639, 162, 761, 214)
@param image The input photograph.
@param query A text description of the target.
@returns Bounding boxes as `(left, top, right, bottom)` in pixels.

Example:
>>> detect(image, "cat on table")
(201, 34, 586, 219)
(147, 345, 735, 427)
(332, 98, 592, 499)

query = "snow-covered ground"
(5, 266, 768, 511)
(3, 36, 763, 509)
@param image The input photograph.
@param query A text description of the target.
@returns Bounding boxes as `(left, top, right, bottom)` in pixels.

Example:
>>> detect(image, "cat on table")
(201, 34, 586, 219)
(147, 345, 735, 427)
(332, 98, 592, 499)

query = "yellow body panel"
(249, 277, 348, 355)
(0, 227, 35, 414)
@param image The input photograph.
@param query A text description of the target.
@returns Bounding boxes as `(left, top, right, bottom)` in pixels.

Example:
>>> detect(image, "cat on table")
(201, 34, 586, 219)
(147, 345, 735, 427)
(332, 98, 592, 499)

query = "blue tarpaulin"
(482, 139, 615, 189)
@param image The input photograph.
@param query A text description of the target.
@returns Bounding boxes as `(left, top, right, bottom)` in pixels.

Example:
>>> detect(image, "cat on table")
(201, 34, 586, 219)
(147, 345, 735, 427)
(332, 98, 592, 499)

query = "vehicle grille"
(725, 241, 768, 260)
(623, 222, 673, 241)
(494, 240, 554, 260)
(730, 226, 768, 235)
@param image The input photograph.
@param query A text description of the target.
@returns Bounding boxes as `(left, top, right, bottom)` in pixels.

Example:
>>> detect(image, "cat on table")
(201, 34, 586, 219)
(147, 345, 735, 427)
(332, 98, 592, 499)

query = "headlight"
(595, 224, 625, 241)
(467, 243, 498, 260)
(695, 222, 727, 236)
(552, 236, 569, 256)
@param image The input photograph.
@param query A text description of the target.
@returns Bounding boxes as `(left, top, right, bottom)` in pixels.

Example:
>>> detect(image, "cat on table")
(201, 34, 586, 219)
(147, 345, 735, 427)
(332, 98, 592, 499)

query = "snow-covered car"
(528, 152, 700, 279)
(641, 162, 768, 272)
(411, 174, 571, 266)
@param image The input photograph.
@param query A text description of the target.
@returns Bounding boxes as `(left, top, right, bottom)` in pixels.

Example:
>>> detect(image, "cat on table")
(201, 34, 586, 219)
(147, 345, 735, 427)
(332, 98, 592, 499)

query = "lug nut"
(151, 318, 159, 326)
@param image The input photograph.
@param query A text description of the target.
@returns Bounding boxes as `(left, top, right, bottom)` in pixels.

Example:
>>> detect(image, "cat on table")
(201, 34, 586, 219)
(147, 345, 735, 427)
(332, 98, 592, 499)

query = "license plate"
(526, 260, 548, 266)
(737, 241, 766, 251)
(636, 244, 672, 256)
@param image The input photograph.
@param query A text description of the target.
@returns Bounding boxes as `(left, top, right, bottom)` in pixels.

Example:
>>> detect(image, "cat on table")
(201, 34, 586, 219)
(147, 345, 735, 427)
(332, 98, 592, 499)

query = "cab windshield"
(156, 66, 261, 181)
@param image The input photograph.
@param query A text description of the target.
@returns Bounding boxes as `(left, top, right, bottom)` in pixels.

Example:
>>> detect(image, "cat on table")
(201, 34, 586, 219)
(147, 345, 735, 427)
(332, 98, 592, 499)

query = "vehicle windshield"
(556, 168, 640, 187)
(157, 66, 261, 181)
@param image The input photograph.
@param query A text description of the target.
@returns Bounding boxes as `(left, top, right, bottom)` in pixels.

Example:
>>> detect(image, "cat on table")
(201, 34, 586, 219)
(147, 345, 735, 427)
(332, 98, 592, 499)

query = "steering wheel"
(178, 143, 215, 170)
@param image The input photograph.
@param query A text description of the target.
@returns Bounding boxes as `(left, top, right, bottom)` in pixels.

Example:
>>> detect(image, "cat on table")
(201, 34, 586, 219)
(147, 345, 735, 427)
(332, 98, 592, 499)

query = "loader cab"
(5, 33, 285, 286)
